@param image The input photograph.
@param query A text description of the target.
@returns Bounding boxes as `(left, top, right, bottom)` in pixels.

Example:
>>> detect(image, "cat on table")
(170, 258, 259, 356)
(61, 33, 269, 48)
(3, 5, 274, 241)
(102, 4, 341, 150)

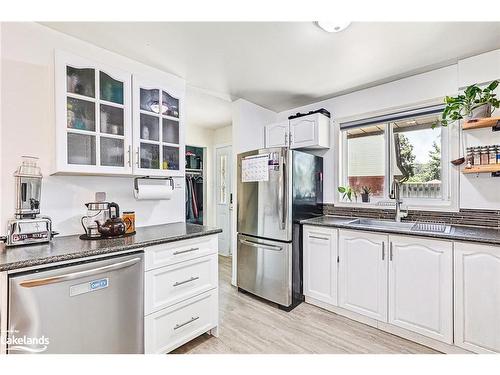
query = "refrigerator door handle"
(239, 238, 282, 251)
(279, 150, 287, 230)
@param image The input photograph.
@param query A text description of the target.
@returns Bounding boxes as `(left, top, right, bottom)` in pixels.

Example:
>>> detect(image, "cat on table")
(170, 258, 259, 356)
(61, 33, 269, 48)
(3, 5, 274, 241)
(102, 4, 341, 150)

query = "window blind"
(339, 104, 445, 130)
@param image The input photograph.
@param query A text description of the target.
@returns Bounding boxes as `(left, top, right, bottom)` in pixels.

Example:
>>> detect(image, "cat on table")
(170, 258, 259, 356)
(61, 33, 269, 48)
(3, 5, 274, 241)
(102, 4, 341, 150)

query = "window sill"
(334, 200, 459, 213)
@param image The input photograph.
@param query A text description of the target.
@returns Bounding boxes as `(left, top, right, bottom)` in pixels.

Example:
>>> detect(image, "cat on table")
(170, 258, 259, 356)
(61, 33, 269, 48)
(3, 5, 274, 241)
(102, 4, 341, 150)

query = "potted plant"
(438, 80, 499, 126)
(360, 186, 372, 203)
(338, 186, 358, 202)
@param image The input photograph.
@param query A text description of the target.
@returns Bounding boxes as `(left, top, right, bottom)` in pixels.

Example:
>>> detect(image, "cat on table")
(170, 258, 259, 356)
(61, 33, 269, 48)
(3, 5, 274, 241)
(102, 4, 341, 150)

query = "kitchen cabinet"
(454, 242, 500, 353)
(303, 225, 338, 306)
(338, 230, 388, 321)
(264, 121, 289, 148)
(55, 50, 185, 177)
(133, 75, 184, 176)
(144, 234, 218, 354)
(289, 112, 330, 149)
(388, 235, 453, 344)
(263, 113, 330, 150)
(55, 50, 133, 175)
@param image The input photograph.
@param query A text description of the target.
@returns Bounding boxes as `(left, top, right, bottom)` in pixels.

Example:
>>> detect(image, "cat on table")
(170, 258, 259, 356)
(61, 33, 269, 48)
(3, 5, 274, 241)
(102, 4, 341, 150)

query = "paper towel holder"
(134, 176, 174, 194)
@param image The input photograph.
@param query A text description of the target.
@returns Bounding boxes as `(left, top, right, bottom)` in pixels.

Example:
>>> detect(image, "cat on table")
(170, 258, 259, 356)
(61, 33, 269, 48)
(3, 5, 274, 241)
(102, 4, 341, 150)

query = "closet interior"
(185, 145, 205, 225)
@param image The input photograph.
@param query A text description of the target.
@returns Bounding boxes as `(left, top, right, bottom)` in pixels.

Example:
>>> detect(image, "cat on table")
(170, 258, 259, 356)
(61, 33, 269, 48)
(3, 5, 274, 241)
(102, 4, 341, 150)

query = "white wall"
(214, 125, 232, 146)
(1, 22, 187, 236)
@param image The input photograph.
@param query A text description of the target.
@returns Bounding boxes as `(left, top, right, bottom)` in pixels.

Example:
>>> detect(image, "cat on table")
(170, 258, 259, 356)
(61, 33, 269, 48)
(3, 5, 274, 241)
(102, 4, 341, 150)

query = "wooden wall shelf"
(463, 164, 500, 174)
(462, 117, 500, 130)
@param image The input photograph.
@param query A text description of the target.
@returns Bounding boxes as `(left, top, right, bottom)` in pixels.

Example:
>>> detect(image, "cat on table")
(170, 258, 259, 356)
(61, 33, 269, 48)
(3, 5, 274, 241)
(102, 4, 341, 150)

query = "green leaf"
(338, 186, 346, 193)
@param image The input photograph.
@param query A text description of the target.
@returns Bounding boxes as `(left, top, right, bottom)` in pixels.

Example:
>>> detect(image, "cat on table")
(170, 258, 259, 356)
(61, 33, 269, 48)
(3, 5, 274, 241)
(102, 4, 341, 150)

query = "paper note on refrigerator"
(242, 154, 269, 182)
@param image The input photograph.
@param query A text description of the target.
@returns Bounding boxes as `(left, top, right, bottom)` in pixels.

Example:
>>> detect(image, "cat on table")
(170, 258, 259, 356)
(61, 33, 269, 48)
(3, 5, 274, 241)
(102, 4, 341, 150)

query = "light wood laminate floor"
(173, 256, 438, 354)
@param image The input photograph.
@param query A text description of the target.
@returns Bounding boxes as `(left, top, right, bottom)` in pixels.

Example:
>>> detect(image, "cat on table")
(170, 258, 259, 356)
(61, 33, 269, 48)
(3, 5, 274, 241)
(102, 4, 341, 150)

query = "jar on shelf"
(466, 147, 474, 168)
(489, 146, 497, 164)
(480, 146, 489, 165)
(473, 147, 481, 166)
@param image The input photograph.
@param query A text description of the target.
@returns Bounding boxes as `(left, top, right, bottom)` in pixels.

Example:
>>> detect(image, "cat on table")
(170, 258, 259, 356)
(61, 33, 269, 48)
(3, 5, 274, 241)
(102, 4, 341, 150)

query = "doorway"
(215, 145, 233, 256)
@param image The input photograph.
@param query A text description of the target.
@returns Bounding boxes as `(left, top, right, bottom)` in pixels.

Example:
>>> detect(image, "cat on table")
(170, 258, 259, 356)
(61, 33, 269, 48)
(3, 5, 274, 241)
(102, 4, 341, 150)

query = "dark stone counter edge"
(0, 228, 222, 272)
(300, 217, 500, 246)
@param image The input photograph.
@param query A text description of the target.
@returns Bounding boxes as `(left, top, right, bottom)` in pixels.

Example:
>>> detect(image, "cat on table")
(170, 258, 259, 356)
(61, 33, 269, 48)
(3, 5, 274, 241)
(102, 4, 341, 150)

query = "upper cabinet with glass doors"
(55, 50, 132, 175)
(132, 75, 184, 176)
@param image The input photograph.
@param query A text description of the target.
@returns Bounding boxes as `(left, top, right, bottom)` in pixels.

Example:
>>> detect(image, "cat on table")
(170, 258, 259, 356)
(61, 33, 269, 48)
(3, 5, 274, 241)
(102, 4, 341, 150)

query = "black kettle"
(95, 202, 126, 237)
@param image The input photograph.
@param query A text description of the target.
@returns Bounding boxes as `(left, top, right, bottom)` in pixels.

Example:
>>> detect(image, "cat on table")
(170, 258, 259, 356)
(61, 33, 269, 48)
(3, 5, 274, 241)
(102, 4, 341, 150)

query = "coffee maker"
(0, 156, 56, 246)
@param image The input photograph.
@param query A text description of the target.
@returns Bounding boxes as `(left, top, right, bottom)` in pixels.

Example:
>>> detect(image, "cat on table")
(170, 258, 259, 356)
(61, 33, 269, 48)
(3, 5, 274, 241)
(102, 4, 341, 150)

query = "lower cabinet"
(303, 225, 338, 305)
(338, 230, 388, 322)
(145, 289, 218, 354)
(388, 235, 453, 344)
(454, 242, 500, 353)
(144, 234, 219, 354)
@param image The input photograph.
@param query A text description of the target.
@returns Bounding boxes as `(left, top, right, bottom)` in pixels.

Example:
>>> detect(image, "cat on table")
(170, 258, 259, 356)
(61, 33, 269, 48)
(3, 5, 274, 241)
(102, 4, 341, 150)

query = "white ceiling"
(44, 22, 500, 127)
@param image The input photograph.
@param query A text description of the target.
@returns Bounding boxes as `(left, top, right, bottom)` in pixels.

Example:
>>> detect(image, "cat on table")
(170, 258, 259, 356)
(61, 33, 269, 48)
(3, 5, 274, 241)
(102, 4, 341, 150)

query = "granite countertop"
(301, 215, 500, 246)
(0, 222, 222, 272)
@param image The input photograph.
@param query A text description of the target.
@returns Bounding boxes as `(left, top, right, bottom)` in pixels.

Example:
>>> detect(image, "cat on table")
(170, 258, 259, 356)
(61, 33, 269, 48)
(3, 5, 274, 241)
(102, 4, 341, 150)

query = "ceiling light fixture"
(315, 21, 351, 33)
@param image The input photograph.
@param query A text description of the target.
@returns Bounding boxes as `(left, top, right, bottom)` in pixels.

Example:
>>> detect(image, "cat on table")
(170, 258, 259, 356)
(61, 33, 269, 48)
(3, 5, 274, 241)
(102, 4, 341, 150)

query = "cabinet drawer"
(144, 289, 218, 354)
(144, 235, 218, 270)
(145, 254, 218, 315)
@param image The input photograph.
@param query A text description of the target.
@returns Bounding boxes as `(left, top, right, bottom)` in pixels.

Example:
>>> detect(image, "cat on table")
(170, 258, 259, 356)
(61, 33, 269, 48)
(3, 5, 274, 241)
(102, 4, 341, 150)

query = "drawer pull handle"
(173, 247, 199, 255)
(174, 316, 199, 330)
(173, 276, 199, 287)
(309, 235, 329, 241)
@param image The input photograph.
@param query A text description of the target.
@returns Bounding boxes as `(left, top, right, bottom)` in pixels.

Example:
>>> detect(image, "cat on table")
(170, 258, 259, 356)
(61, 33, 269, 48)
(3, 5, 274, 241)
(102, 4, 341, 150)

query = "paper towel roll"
(134, 184, 173, 200)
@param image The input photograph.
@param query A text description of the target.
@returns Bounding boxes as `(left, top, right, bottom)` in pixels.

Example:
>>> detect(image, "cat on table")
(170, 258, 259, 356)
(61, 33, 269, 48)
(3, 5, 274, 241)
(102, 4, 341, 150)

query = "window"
(340, 105, 451, 206)
(344, 124, 386, 198)
(391, 116, 443, 199)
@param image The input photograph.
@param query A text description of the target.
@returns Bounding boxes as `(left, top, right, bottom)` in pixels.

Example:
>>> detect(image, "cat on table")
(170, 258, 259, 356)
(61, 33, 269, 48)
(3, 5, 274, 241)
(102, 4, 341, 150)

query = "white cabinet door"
(55, 50, 133, 175)
(289, 113, 330, 149)
(264, 121, 289, 148)
(455, 242, 500, 353)
(388, 235, 453, 343)
(338, 230, 388, 321)
(303, 225, 338, 306)
(133, 75, 184, 176)
(289, 117, 316, 149)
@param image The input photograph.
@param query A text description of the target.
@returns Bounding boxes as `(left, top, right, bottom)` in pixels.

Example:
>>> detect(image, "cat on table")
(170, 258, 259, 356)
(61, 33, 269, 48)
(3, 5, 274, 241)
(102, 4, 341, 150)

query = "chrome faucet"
(390, 178, 408, 222)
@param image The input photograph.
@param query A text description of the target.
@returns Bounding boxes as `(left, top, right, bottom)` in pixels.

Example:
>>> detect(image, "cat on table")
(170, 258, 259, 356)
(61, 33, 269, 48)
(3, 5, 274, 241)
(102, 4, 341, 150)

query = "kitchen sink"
(346, 218, 452, 234)
(347, 218, 415, 231)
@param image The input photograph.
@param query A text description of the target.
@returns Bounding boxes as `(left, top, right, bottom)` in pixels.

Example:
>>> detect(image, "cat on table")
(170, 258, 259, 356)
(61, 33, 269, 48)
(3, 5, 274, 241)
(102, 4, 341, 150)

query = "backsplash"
(322, 204, 500, 228)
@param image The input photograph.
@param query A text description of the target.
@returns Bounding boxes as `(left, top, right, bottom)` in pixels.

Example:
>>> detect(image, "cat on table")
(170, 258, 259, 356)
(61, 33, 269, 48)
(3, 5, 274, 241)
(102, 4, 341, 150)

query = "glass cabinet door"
(62, 57, 129, 172)
(135, 83, 181, 174)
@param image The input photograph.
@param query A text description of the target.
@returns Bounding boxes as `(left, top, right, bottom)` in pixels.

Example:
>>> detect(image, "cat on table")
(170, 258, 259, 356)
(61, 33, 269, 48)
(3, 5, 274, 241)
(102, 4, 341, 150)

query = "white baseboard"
(304, 296, 471, 354)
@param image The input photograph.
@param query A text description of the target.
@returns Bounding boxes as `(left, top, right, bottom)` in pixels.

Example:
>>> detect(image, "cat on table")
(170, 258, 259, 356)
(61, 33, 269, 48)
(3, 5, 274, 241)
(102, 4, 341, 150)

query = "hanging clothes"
(186, 176, 195, 221)
(191, 177, 199, 218)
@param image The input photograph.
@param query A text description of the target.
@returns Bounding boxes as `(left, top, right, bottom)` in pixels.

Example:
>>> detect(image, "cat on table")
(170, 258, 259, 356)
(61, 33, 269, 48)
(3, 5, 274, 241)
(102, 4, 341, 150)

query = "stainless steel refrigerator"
(237, 147, 323, 310)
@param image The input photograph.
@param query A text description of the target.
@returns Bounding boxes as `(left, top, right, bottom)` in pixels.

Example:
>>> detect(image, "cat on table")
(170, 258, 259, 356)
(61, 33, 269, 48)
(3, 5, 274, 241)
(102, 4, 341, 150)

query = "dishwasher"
(8, 252, 144, 354)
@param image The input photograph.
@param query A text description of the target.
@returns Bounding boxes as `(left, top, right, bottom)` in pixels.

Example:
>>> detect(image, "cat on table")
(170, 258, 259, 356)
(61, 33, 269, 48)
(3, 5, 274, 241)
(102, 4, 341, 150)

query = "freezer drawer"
(237, 234, 292, 306)
(8, 252, 144, 354)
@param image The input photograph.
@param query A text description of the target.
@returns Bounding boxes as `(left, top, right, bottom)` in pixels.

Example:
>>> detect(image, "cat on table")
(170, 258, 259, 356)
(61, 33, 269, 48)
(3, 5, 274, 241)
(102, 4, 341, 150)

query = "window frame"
(337, 104, 459, 212)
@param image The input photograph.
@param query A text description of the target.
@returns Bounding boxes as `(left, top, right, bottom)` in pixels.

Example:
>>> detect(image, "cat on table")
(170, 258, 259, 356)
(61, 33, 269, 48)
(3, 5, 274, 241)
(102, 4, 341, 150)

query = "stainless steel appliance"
(81, 201, 111, 238)
(8, 252, 144, 354)
(1, 156, 56, 246)
(237, 148, 323, 310)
